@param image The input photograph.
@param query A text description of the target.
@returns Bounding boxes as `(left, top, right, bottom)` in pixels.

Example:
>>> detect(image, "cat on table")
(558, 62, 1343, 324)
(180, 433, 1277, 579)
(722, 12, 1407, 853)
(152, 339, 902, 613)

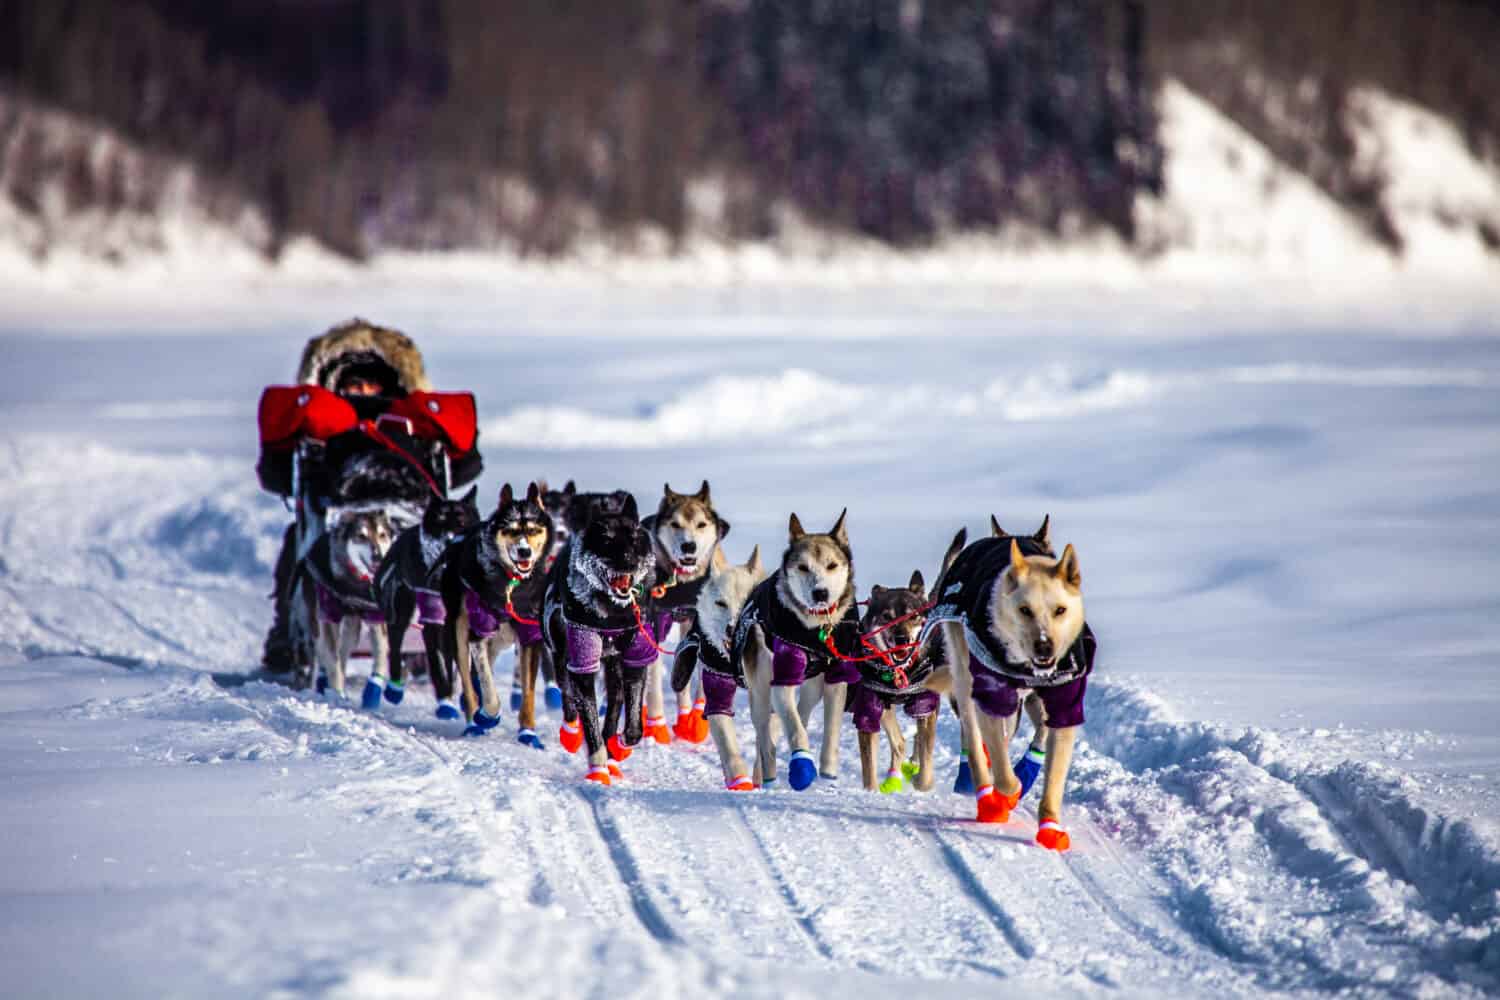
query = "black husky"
(542, 492, 659, 784)
(373, 487, 480, 716)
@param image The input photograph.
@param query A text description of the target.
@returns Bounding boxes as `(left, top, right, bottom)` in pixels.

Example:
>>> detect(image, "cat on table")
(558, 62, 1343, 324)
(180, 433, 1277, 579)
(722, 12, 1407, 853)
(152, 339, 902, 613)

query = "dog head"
(862, 570, 928, 668)
(539, 478, 578, 562)
(331, 508, 396, 585)
(647, 480, 729, 582)
(988, 538, 1085, 677)
(696, 545, 765, 646)
(776, 509, 855, 626)
(484, 483, 552, 579)
(574, 492, 655, 607)
(422, 485, 481, 544)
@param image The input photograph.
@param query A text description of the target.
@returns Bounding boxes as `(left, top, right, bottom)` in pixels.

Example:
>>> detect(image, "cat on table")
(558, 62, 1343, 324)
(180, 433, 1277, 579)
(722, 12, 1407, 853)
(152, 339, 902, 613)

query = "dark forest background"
(2, 0, 1497, 260)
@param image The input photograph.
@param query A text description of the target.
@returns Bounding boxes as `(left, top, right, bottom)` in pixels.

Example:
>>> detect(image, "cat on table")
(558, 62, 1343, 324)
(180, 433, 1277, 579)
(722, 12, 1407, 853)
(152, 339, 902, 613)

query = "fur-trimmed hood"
(297, 318, 431, 395)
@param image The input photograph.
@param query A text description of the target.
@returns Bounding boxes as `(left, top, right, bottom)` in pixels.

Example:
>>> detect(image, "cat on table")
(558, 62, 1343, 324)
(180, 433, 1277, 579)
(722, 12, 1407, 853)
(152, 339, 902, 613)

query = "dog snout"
(811, 586, 830, 605)
(516, 545, 532, 558)
(679, 540, 697, 555)
(1034, 634, 1054, 659)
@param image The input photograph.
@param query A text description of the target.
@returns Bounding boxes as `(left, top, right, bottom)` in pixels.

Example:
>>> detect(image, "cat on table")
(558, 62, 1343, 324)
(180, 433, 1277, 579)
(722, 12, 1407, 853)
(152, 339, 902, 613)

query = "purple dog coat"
(969, 661, 1089, 728)
(317, 583, 386, 626)
(850, 684, 939, 734)
(770, 637, 860, 687)
(465, 589, 544, 647)
(565, 621, 657, 675)
(413, 587, 446, 626)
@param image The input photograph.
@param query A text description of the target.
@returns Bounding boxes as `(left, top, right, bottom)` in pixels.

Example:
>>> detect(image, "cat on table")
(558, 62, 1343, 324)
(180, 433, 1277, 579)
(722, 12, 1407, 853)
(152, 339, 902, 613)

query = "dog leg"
(747, 652, 777, 786)
(1035, 725, 1079, 850)
(644, 655, 668, 739)
(515, 645, 544, 749)
(770, 683, 816, 790)
(571, 670, 610, 784)
(471, 637, 503, 724)
(818, 680, 847, 779)
(361, 623, 390, 710)
(877, 708, 907, 792)
(796, 675, 824, 731)
(622, 666, 646, 747)
(709, 714, 750, 789)
(332, 617, 361, 698)
(859, 730, 879, 791)
(453, 611, 484, 730)
(913, 713, 937, 792)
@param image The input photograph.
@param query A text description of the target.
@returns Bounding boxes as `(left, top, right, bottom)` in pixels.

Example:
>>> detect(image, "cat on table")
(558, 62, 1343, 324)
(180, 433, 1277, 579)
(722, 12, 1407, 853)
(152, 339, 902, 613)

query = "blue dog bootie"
(544, 683, 564, 712)
(383, 679, 405, 705)
(464, 708, 501, 736)
(435, 698, 462, 721)
(1014, 746, 1046, 799)
(510, 678, 522, 713)
(953, 750, 975, 795)
(314, 671, 328, 696)
(360, 676, 385, 711)
(516, 728, 545, 750)
(788, 749, 818, 791)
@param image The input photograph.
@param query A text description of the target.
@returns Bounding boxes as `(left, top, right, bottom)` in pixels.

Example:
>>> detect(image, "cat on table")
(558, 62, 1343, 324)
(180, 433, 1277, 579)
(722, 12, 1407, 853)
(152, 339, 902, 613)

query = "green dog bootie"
(879, 768, 907, 794)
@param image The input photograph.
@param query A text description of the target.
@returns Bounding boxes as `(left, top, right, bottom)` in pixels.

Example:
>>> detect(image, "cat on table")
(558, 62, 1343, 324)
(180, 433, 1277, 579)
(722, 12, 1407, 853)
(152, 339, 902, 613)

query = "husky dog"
(919, 520, 1095, 851)
(728, 511, 862, 790)
(301, 507, 397, 698)
(542, 493, 659, 784)
(438, 483, 553, 737)
(670, 546, 766, 789)
(373, 487, 480, 715)
(641, 481, 731, 745)
(844, 572, 944, 793)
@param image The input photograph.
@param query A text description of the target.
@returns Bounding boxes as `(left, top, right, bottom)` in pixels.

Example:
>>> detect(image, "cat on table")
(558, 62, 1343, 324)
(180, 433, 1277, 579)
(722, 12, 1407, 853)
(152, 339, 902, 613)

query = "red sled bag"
(258, 385, 359, 449)
(387, 391, 478, 457)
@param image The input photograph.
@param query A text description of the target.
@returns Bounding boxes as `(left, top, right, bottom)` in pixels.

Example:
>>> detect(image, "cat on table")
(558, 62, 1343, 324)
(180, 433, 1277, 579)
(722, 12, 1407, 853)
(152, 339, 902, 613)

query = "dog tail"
(933, 527, 967, 599)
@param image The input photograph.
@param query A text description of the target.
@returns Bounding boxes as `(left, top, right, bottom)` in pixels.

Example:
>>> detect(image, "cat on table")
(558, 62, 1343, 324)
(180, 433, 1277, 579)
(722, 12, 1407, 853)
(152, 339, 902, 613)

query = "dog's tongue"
(610, 574, 633, 593)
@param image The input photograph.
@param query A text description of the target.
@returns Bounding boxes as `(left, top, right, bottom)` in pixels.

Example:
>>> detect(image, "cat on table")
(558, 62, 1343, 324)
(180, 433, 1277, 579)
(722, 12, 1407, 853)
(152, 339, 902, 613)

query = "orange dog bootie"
(1036, 819, 1071, 852)
(975, 785, 1021, 824)
(559, 719, 583, 754)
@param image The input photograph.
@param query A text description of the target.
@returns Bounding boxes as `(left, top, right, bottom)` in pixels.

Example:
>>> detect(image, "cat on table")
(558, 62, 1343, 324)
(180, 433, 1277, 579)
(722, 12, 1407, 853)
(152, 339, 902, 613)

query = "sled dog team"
(329, 479, 1096, 853)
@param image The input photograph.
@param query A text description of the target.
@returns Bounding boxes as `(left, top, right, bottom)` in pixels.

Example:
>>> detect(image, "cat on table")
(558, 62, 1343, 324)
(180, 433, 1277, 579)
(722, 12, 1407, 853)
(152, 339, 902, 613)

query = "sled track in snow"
(580, 790, 683, 946)
(926, 826, 1036, 961)
(729, 800, 837, 963)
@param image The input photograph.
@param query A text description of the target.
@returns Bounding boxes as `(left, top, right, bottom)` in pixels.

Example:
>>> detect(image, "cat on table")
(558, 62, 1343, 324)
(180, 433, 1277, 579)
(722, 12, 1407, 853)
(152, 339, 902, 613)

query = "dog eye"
(715, 600, 728, 608)
(798, 562, 810, 573)
(696, 522, 709, 529)
(1053, 606, 1067, 618)
(826, 561, 839, 571)
(1018, 606, 1033, 617)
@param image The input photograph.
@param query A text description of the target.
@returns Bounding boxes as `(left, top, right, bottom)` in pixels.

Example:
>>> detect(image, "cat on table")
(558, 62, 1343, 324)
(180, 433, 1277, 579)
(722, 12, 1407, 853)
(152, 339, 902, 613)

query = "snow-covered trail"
(2, 327, 1499, 997)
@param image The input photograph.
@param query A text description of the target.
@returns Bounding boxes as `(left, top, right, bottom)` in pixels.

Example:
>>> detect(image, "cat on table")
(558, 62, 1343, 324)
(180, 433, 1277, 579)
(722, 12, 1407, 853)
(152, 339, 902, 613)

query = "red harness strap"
(357, 419, 444, 499)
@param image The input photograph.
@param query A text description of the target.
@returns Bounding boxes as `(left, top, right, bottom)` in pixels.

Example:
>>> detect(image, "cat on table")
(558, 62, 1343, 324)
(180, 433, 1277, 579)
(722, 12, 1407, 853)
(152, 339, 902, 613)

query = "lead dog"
(920, 527, 1096, 850)
(641, 481, 731, 744)
(670, 546, 766, 789)
(439, 483, 553, 737)
(730, 510, 862, 790)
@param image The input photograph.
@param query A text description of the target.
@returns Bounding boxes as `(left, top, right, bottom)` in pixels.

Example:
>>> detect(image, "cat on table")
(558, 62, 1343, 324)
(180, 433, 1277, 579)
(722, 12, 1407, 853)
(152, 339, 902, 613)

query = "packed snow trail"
(3, 329, 1500, 997)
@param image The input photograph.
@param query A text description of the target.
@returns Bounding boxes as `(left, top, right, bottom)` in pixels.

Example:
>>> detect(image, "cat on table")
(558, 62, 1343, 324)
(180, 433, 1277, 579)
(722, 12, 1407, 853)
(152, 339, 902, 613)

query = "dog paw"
(901, 760, 920, 782)
(879, 769, 907, 794)
(558, 720, 583, 754)
(975, 786, 1021, 824)
(471, 708, 501, 731)
(788, 750, 818, 791)
(644, 715, 672, 745)
(608, 761, 623, 780)
(1035, 819, 1071, 851)
(953, 755, 975, 795)
(1014, 746, 1046, 799)
(383, 680, 405, 705)
(314, 673, 329, 696)
(584, 764, 611, 786)
(360, 677, 385, 711)
(516, 728, 545, 750)
(434, 699, 462, 721)
(544, 684, 564, 711)
(725, 774, 755, 791)
(606, 734, 634, 762)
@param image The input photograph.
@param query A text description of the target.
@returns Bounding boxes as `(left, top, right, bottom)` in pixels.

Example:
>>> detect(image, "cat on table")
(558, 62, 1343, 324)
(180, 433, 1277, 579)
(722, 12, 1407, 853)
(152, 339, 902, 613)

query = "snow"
(2, 318, 1499, 996)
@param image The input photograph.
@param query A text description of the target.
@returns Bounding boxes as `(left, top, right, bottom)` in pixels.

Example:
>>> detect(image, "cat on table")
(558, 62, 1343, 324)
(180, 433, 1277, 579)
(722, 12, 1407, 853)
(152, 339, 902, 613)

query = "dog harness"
(375, 527, 449, 626)
(674, 619, 742, 717)
(922, 535, 1098, 726)
(730, 574, 862, 688)
(646, 571, 709, 643)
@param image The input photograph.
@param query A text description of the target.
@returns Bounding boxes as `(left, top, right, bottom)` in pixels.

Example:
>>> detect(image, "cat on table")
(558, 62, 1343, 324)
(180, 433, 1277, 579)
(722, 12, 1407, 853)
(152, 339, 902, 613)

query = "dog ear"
(715, 514, 731, 540)
(535, 477, 549, 494)
(1008, 537, 1030, 580)
(990, 514, 1006, 538)
(870, 584, 887, 597)
(788, 513, 805, 540)
(619, 493, 639, 521)
(461, 485, 478, 505)
(499, 483, 514, 508)
(563, 480, 576, 496)
(908, 569, 925, 594)
(663, 482, 679, 500)
(695, 480, 711, 503)
(1055, 544, 1081, 589)
(526, 482, 541, 505)
(745, 544, 762, 575)
(1034, 514, 1051, 549)
(830, 508, 849, 549)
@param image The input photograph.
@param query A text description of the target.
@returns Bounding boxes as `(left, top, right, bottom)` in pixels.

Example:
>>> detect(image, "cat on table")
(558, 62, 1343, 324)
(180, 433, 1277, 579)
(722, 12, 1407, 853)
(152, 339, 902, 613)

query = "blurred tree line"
(0, 0, 1494, 258)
